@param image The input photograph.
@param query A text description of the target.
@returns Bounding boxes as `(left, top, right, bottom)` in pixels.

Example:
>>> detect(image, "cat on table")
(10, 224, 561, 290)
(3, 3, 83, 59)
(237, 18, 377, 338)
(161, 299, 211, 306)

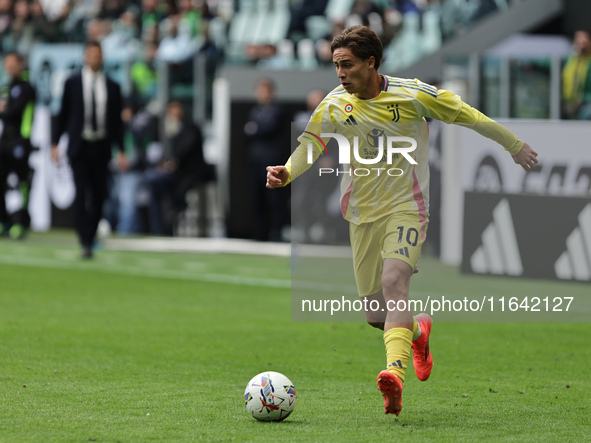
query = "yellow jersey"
(286, 75, 523, 225)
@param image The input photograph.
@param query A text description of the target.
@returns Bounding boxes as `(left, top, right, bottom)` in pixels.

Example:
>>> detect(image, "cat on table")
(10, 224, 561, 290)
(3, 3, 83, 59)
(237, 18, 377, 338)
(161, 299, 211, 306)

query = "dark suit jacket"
(244, 102, 286, 165)
(167, 120, 211, 195)
(53, 72, 124, 162)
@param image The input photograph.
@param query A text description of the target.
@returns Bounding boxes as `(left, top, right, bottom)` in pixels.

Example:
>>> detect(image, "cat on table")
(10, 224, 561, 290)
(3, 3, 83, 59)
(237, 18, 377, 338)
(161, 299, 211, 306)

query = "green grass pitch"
(0, 233, 589, 442)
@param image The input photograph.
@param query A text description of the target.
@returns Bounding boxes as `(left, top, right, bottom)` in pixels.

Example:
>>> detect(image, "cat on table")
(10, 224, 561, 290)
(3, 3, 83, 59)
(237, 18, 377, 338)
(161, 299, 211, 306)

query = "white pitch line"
(183, 261, 209, 272)
(2, 254, 590, 316)
(0, 254, 291, 289)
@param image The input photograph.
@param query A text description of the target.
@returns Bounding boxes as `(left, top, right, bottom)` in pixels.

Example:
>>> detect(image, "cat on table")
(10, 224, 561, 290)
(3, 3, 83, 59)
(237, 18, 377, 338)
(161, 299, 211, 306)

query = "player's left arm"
(414, 83, 539, 171)
(452, 101, 539, 171)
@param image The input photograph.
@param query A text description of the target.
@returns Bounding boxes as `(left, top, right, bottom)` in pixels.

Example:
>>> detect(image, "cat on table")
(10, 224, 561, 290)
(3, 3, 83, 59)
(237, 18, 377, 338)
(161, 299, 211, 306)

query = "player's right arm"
(266, 165, 289, 188)
(266, 91, 336, 188)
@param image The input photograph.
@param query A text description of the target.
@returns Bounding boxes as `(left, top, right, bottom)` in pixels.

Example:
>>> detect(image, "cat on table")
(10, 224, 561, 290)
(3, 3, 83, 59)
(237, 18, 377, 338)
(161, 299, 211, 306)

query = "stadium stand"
(0, 0, 585, 239)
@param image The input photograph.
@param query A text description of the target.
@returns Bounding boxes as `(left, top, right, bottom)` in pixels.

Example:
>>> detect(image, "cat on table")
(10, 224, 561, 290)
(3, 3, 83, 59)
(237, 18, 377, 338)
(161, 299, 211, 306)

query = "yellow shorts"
(349, 211, 428, 297)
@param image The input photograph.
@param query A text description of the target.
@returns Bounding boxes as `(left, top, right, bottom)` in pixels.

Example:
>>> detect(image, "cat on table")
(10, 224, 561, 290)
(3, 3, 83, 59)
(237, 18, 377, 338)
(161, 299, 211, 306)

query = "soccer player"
(266, 26, 538, 416)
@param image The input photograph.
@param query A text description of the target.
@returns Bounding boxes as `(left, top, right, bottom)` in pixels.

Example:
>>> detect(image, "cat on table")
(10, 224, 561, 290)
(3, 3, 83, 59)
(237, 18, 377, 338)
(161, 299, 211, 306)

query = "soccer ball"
(244, 371, 297, 421)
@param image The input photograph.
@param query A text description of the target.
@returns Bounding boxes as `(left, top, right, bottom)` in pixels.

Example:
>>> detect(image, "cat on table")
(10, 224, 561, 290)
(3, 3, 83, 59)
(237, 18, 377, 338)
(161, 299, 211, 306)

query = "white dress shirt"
(82, 66, 107, 141)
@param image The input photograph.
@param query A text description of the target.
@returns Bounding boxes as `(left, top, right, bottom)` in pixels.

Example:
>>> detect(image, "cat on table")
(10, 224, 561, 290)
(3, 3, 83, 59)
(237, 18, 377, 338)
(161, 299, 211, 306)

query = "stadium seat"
(344, 13, 363, 28)
(305, 16, 333, 41)
(297, 38, 318, 69)
(252, 0, 273, 44)
(422, 9, 442, 56)
(226, 0, 257, 62)
(494, 0, 509, 10)
(325, 0, 355, 22)
(276, 39, 295, 67)
(383, 12, 424, 72)
(367, 12, 383, 36)
(258, 0, 291, 44)
(208, 17, 227, 49)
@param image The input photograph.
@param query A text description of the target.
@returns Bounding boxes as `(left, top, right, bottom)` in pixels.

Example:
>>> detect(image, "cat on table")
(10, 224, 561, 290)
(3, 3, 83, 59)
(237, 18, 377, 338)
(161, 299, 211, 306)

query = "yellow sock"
(384, 328, 413, 384)
(412, 317, 419, 338)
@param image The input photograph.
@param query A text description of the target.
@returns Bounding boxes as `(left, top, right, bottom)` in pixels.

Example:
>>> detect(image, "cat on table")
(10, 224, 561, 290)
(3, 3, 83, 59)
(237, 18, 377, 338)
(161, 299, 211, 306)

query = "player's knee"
(381, 270, 408, 300)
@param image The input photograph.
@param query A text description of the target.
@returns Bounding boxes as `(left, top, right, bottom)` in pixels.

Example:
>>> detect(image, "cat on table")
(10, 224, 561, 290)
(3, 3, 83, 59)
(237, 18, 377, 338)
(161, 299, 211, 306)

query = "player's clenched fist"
(511, 142, 539, 171)
(266, 166, 290, 189)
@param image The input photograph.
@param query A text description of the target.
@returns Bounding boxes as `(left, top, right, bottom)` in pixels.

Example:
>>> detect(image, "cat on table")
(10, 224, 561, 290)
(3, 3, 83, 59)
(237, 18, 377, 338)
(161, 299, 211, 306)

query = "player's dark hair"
(331, 25, 383, 70)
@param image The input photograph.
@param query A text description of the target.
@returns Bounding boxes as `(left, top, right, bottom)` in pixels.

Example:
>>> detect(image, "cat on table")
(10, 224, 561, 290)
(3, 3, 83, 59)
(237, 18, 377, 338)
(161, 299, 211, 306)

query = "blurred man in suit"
(51, 41, 127, 258)
(244, 78, 287, 241)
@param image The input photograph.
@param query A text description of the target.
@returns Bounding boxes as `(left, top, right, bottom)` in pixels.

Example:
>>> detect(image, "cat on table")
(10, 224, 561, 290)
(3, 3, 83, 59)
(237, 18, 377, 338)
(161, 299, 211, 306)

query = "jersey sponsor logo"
(554, 204, 591, 281)
(345, 104, 353, 113)
(470, 199, 523, 276)
(367, 128, 385, 148)
(344, 115, 358, 125)
(387, 104, 400, 122)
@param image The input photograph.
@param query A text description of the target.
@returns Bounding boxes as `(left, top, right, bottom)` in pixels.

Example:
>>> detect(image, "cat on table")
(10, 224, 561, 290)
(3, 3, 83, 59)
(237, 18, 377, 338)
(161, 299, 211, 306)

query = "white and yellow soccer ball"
(244, 371, 297, 422)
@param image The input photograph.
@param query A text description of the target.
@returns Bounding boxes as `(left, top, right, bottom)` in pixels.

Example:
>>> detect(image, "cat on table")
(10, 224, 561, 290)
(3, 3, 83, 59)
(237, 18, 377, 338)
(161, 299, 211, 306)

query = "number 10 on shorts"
(396, 226, 419, 247)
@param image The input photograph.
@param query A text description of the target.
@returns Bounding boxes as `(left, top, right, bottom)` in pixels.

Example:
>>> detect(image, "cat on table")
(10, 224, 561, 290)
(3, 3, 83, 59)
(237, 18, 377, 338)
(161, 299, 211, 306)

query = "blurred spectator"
(98, 0, 127, 21)
(246, 43, 287, 69)
(106, 40, 160, 235)
(30, 0, 59, 43)
(61, 0, 99, 42)
(156, 14, 198, 63)
(195, 18, 221, 89)
(288, 0, 328, 39)
(317, 21, 345, 65)
(86, 18, 108, 42)
(176, 0, 203, 39)
(381, 0, 426, 44)
(38, 0, 69, 22)
(130, 40, 159, 110)
(294, 89, 325, 123)
(562, 30, 591, 120)
(3, 0, 34, 58)
(351, 0, 383, 27)
(0, 0, 13, 50)
(389, 0, 421, 15)
(108, 103, 150, 234)
(141, 0, 165, 40)
(0, 52, 36, 239)
(114, 40, 160, 233)
(102, 8, 141, 56)
(244, 78, 287, 241)
(51, 42, 127, 259)
(144, 100, 207, 235)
